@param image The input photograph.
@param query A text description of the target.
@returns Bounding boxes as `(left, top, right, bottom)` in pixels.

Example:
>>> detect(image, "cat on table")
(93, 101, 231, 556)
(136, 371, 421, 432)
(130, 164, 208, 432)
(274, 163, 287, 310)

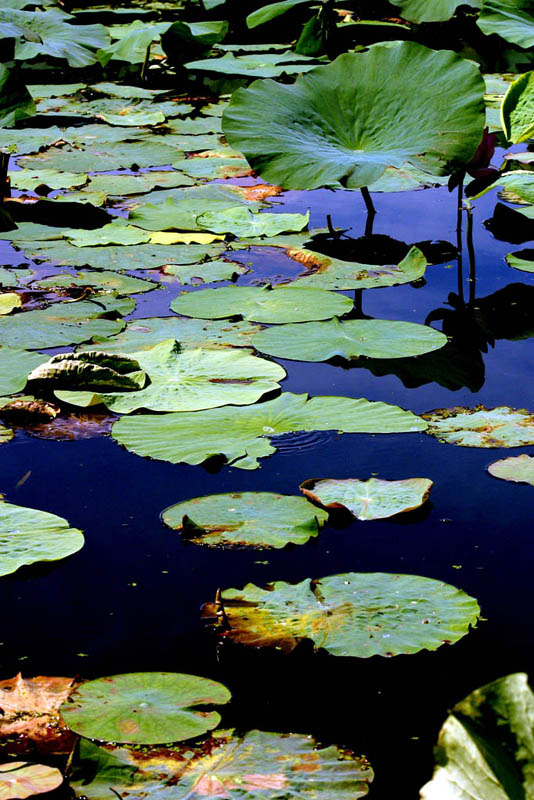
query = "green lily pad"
(197, 207, 309, 237)
(300, 477, 433, 520)
(252, 317, 447, 361)
(56, 339, 285, 413)
(203, 572, 480, 656)
(186, 51, 322, 78)
(0, 126, 61, 155)
(222, 42, 485, 190)
(65, 222, 150, 248)
(170, 285, 352, 323)
(17, 242, 225, 271)
(487, 454, 534, 484)
(473, 170, 534, 213)
(285, 245, 427, 289)
(0, 301, 125, 350)
(0, 763, 63, 799)
(79, 316, 262, 353)
(0, 347, 46, 395)
(162, 259, 247, 284)
(368, 165, 449, 192)
(18, 141, 183, 173)
(32, 270, 158, 295)
(172, 156, 251, 180)
(247, 0, 320, 27)
(86, 172, 194, 196)
(97, 20, 169, 66)
(423, 406, 534, 447)
(72, 729, 373, 800)
(112, 391, 426, 470)
(501, 71, 534, 142)
(478, 0, 534, 48)
(9, 170, 87, 193)
(162, 492, 328, 548)
(390, 0, 480, 22)
(0, 64, 35, 127)
(0, 499, 84, 577)
(61, 672, 231, 744)
(0, 8, 109, 68)
(0, 269, 32, 288)
(421, 673, 534, 799)
(506, 249, 534, 270)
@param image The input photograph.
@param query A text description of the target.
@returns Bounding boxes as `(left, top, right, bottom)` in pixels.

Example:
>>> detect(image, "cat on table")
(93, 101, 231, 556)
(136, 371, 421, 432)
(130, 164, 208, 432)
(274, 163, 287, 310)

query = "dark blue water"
(1, 174, 533, 796)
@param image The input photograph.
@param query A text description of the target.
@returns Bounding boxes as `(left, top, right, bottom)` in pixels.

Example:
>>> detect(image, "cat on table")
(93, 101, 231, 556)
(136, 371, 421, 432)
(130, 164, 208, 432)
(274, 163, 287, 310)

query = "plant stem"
(466, 204, 476, 306)
(0, 154, 10, 202)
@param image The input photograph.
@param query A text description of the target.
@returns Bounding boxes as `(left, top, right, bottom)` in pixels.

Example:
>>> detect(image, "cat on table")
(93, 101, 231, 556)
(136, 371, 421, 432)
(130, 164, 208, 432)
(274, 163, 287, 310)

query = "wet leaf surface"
(300, 477, 433, 520)
(423, 405, 534, 447)
(487, 453, 534, 485)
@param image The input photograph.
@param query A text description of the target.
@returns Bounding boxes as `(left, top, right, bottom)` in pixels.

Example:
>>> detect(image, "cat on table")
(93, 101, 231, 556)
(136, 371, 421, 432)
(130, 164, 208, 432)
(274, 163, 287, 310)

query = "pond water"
(1, 162, 533, 795)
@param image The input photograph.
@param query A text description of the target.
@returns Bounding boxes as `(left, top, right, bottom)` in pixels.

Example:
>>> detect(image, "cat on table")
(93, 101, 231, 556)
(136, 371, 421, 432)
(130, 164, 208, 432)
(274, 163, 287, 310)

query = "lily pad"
(197, 207, 310, 237)
(162, 259, 247, 284)
(501, 71, 534, 142)
(423, 405, 534, 447)
(162, 492, 328, 548)
(65, 222, 150, 247)
(0, 674, 76, 751)
(28, 351, 146, 392)
(0, 346, 47, 395)
(173, 156, 252, 180)
(186, 51, 322, 78)
(478, 0, 534, 49)
(286, 245, 427, 289)
(203, 572, 480, 656)
(487, 453, 534, 484)
(0, 294, 21, 315)
(421, 673, 534, 799)
(0, 301, 125, 350)
(18, 141, 183, 173)
(473, 170, 534, 212)
(252, 317, 447, 361)
(170, 285, 352, 323)
(389, 0, 481, 22)
(112, 391, 426, 470)
(300, 477, 433, 520)
(0, 763, 63, 799)
(506, 249, 534, 270)
(79, 316, 262, 353)
(85, 172, 194, 196)
(222, 42, 485, 190)
(72, 729, 373, 800)
(0, 499, 84, 577)
(9, 170, 87, 193)
(56, 339, 285, 413)
(61, 672, 231, 744)
(32, 271, 158, 296)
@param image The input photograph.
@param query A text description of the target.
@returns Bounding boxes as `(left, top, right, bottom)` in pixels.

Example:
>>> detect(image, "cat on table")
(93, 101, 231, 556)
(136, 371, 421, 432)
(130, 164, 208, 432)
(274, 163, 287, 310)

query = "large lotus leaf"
(0, 763, 63, 799)
(56, 339, 285, 413)
(487, 453, 534, 485)
(61, 672, 231, 745)
(0, 301, 125, 350)
(421, 673, 534, 799)
(78, 317, 262, 353)
(0, 8, 109, 68)
(368, 165, 449, 192)
(474, 170, 534, 209)
(0, 65, 35, 127)
(252, 318, 447, 361)
(389, 0, 481, 22)
(17, 242, 224, 271)
(97, 21, 169, 66)
(129, 185, 263, 232)
(112, 391, 426, 470)
(162, 259, 247, 284)
(423, 406, 534, 447)
(162, 492, 328, 548)
(170, 285, 352, 323)
(247, 0, 320, 27)
(28, 351, 146, 392)
(72, 729, 373, 800)
(501, 72, 534, 142)
(86, 172, 194, 196)
(0, 346, 46, 395)
(0, 499, 84, 577)
(478, 0, 534, 48)
(185, 51, 322, 78)
(9, 170, 88, 193)
(222, 42, 485, 190)
(197, 207, 309, 237)
(32, 271, 158, 295)
(300, 477, 433, 520)
(204, 572, 480, 656)
(285, 244, 427, 289)
(18, 141, 183, 172)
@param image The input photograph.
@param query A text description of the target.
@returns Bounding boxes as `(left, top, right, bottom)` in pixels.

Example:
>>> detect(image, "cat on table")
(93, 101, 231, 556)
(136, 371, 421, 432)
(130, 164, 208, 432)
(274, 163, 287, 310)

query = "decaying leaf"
(0, 762, 63, 799)
(423, 405, 534, 447)
(487, 453, 534, 485)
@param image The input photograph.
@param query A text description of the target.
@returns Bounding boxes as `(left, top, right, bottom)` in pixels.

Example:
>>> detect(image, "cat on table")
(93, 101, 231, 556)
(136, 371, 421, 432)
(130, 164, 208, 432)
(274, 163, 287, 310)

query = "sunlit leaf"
(423, 405, 534, 447)
(0, 762, 63, 799)
(487, 453, 534, 484)
(0, 347, 46, 395)
(300, 477, 433, 520)
(501, 71, 534, 141)
(478, 0, 534, 48)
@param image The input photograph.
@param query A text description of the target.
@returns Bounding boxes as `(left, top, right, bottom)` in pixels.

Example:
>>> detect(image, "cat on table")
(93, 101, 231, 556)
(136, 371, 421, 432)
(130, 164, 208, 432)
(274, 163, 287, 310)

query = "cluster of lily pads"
(2, 0, 534, 797)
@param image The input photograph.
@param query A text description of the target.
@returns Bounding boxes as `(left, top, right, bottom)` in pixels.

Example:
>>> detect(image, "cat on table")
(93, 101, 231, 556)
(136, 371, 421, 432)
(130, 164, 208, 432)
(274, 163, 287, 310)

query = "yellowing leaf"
(149, 231, 224, 245)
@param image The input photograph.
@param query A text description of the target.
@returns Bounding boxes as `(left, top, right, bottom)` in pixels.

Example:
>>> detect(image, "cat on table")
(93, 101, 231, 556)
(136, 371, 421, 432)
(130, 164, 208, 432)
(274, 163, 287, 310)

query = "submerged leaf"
(162, 492, 328, 548)
(423, 406, 534, 447)
(0, 674, 75, 752)
(61, 672, 231, 744)
(203, 572, 480, 656)
(300, 477, 433, 520)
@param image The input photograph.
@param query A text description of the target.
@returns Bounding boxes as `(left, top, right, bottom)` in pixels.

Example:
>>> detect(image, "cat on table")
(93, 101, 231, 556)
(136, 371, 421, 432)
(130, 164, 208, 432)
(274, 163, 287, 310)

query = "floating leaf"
(0, 674, 75, 752)
(32, 271, 157, 296)
(28, 351, 146, 392)
(185, 51, 322, 78)
(472, 170, 534, 209)
(285, 245, 427, 289)
(173, 156, 252, 180)
(162, 259, 247, 284)
(162, 492, 328, 548)
(0, 499, 84, 577)
(478, 0, 534, 49)
(197, 207, 310, 237)
(0, 294, 21, 316)
(65, 222, 150, 247)
(112, 391, 426, 470)
(203, 572, 480, 656)
(85, 172, 194, 196)
(421, 673, 534, 799)
(300, 477, 433, 520)
(18, 141, 183, 173)
(506, 249, 534, 270)
(0, 762, 63, 799)
(487, 453, 534, 485)
(9, 170, 87, 193)
(222, 42, 485, 190)
(252, 317, 447, 361)
(0, 347, 46, 395)
(61, 672, 231, 744)
(72, 729, 373, 800)
(0, 302, 124, 350)
(170, 285, 352, 323)
(423, 406, 534, 447)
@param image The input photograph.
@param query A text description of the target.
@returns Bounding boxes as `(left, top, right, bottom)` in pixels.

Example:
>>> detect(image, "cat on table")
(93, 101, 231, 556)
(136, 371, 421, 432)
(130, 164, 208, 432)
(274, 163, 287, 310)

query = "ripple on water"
(270, 429, 337, 455)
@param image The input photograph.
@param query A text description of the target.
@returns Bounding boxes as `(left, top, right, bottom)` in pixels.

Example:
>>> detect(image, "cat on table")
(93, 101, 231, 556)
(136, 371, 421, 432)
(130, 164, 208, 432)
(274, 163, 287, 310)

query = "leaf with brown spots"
(423, 405, 534, 447)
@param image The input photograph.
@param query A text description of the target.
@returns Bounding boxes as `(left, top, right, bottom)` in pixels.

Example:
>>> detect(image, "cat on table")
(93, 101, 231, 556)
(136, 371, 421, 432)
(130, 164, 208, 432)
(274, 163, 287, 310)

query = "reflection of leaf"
(61, 672, 231, 745)
(203, 572, 480, 656)
(488, 453, 534, 485)
(421, 673, 534, 799)
(162, 491, 328, 548)
(72, 729, 373, 800)
(300, 477, 433, 520)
